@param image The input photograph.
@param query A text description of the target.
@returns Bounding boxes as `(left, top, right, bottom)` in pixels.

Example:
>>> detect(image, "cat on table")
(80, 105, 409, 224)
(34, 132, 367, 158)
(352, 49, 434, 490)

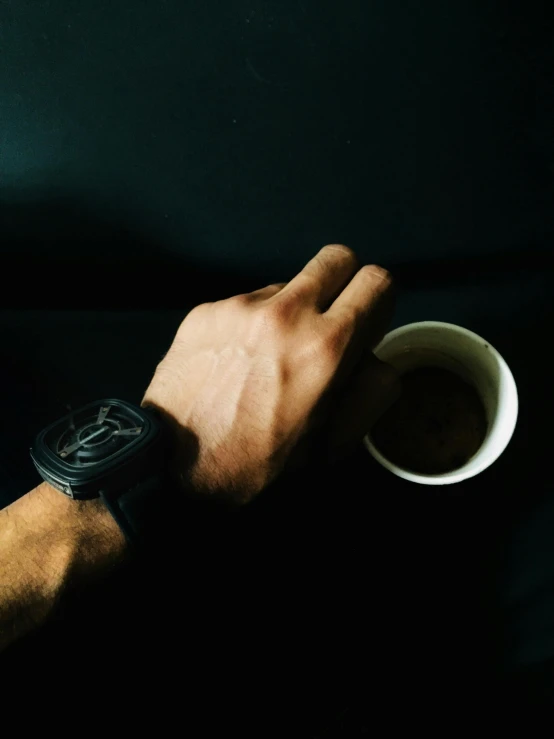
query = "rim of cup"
(363, 321, 519, 485)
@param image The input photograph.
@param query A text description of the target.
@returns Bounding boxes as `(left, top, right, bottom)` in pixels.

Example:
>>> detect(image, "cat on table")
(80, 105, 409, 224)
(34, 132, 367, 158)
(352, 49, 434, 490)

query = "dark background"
(1, 0, 554, 729)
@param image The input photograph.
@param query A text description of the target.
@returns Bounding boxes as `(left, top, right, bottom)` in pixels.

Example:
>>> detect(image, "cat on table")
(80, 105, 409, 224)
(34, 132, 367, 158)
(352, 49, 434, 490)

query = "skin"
(0, 245, 398, 651)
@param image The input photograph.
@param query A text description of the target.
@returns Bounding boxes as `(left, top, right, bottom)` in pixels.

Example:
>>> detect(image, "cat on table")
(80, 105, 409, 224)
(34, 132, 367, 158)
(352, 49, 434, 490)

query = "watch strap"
(100, 473, 168, 545)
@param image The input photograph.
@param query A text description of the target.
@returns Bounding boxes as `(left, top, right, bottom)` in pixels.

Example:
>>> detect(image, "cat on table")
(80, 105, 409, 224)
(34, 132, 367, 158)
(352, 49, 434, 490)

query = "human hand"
(142, 245, 399, 504)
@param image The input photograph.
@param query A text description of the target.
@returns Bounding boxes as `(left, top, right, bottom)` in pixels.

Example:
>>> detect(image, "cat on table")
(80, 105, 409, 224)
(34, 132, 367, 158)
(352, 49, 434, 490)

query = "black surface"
(2, 268, 553, 724)
(1, 0, 554, 728)
(1, 0, 554, 306)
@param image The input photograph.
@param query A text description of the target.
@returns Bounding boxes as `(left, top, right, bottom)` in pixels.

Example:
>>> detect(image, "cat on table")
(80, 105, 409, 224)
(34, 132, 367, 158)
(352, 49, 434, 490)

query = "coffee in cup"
(364, 322, 518, 485)
(371, 366, 487, 475)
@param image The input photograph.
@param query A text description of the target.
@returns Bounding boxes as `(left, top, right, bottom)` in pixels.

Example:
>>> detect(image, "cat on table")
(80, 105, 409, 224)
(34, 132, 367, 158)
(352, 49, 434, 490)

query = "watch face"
(31, 399, 163, 497)
(44, 401, 146, 468)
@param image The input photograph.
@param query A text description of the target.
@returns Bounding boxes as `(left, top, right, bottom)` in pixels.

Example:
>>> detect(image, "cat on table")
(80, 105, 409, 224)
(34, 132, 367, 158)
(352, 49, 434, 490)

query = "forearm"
(0, 482, 126, 651)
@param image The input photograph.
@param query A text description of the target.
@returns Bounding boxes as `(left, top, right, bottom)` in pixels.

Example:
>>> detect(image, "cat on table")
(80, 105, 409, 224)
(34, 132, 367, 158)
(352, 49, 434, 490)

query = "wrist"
(41, 483, 128, 578)
(142, 399, 257, 506)
(0, 483, 126, 650)
(7, 482, 127, 594)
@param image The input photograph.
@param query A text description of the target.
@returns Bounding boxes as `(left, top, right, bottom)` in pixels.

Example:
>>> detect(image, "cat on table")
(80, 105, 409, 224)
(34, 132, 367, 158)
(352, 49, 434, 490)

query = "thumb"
(327, 354, 401, 460)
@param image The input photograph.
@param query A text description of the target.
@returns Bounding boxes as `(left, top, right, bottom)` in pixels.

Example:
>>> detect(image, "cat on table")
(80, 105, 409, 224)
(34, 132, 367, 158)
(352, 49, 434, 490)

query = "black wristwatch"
(30, 399, 173, 544)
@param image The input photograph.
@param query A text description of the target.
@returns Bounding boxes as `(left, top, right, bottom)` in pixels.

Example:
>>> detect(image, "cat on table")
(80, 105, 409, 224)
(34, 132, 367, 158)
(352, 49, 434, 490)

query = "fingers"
(327, 264, 394, 349)
(247, 282, 287, 301)
(327, 355, 401, 458)
(245, 249, 393, 358)
(279, 244, 359, 311)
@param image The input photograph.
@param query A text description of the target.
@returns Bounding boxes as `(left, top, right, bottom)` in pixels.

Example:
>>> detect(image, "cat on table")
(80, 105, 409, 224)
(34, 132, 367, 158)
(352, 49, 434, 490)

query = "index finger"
(278, 245, 359, 311)
(326, 264, 395, 349)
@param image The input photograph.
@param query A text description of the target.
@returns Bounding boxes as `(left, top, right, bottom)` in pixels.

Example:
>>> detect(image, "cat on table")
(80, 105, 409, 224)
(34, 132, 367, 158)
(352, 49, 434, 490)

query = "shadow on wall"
(0, 194, 263, 309)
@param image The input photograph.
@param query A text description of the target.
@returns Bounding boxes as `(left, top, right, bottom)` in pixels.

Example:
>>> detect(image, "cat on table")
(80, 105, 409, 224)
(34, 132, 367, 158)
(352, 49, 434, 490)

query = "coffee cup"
(364, 321, 518, 485)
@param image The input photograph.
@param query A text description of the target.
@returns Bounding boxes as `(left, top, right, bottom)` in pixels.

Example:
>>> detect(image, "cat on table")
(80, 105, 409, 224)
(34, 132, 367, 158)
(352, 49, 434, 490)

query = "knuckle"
(322, 243, 356, 261)
(260, 298, 292, 329)
(329, 314, 353, 346)
(321, 331, 346, 365)
(227, 293, 251, 308)
(190, 301, 211, 315)
(220, 293, 251, 317)
(358, 264, 393, 287)
(333, 302, 359, 327)
(284, 280, 312, 303)
(319, 244, 358, 268)
(310, 323, 348, 366)
(179, 302, 210, 326)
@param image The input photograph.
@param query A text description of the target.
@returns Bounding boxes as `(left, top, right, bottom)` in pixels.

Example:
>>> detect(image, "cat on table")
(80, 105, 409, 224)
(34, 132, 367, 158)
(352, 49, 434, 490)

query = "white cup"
(363, 321, 518, 485)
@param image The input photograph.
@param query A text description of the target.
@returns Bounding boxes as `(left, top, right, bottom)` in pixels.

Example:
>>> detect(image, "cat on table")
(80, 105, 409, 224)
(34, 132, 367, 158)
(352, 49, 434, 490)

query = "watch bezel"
(30, 399, 166, 500)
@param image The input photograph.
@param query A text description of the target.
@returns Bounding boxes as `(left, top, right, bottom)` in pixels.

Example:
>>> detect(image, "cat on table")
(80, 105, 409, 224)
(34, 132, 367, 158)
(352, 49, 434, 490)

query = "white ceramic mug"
(364, 321, 518, 485)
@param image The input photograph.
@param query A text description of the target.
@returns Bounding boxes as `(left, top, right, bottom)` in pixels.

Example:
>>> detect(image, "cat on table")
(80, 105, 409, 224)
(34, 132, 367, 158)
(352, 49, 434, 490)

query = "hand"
(142, 245, 399, 504)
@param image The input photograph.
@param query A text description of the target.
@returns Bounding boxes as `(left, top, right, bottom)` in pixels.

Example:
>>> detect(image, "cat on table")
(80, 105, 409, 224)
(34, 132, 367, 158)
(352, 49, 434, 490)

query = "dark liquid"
(371, 367, 487, 475)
